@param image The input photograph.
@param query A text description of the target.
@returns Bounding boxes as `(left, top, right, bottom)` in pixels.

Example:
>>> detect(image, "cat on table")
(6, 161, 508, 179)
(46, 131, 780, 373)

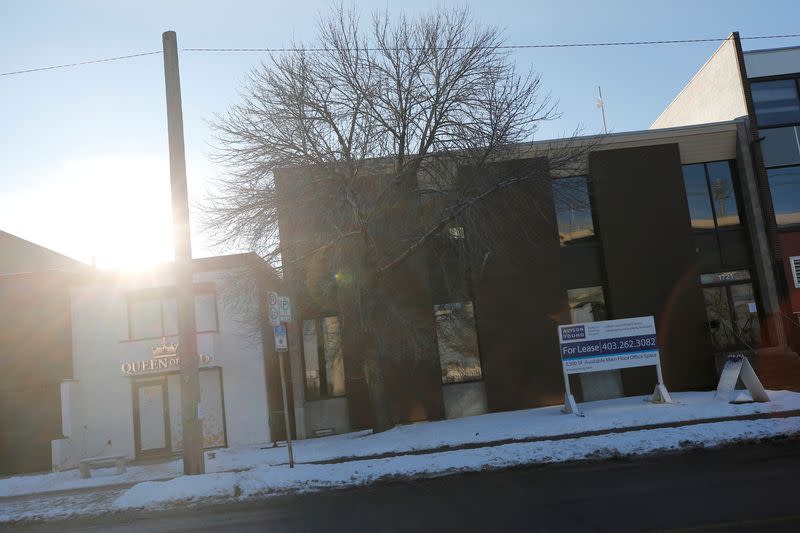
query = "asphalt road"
(9, 438, 800, 532)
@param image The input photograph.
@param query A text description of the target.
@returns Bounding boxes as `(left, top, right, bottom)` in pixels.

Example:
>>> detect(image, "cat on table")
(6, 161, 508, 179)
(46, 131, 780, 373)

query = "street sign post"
(557, 316, 672, 416)
(268, 294, 294, 468)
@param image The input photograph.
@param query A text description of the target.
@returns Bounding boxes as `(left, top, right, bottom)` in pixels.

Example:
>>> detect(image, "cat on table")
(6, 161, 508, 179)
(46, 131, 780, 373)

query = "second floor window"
(127, 285, 218, 340)
(768, 165, 800, 228)
(682, 161, 740, 230)
(552, 176, 595, 246)
(751, 79, 800, 127)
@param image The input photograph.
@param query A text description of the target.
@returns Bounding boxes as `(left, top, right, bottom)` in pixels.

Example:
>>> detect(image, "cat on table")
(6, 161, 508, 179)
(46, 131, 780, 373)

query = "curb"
(298, 408, 800, 465)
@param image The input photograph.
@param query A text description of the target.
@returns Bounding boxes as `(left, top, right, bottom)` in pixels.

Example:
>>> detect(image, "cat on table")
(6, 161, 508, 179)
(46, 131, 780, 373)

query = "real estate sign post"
(557, 316, 672, 416)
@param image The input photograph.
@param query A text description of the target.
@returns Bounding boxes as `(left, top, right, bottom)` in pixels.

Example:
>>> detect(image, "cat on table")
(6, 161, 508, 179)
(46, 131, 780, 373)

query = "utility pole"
(162, 30, 205, 475)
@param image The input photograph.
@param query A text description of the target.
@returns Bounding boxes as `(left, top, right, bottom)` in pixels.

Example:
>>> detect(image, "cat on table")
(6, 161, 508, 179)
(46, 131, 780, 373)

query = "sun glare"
(1, 155, 183, 271)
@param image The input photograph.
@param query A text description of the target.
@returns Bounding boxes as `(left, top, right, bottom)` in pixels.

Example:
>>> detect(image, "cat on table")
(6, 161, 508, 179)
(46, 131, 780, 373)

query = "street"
(8, 438, 800, 532)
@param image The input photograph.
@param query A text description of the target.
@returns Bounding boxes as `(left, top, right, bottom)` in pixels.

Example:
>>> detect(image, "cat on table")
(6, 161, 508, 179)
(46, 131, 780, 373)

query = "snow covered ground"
(2, 390, 800, 523)
(3, 415, 799, 523)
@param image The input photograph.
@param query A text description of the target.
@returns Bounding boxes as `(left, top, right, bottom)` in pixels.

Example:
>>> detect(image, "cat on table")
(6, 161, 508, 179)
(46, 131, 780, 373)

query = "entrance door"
(701, 270, 762, 352)
(133, 378, 170, 457)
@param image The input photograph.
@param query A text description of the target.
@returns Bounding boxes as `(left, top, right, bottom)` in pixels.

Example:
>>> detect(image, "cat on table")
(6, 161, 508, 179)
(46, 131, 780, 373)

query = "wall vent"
(791, 256, 800, 289)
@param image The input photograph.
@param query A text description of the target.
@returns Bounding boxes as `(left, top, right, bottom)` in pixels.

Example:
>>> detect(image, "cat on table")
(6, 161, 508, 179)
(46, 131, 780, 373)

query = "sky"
(1, 0, 799, 269)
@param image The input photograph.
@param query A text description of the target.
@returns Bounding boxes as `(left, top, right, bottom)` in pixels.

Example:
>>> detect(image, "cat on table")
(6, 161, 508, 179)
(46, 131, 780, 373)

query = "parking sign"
(268, 292, 280, 326)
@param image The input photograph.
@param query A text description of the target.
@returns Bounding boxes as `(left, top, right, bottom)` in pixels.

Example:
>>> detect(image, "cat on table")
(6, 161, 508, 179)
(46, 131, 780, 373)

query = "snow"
(2, 389, 800, 520)
(113, 416, 800, 511)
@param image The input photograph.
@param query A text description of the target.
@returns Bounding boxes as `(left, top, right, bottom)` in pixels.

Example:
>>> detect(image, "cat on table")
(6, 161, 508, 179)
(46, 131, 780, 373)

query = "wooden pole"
(162, 30, 205, 475)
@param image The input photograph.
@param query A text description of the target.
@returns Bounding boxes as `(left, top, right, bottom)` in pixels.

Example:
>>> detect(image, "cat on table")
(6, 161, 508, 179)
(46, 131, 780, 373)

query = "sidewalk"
(3, 390, 800, 523)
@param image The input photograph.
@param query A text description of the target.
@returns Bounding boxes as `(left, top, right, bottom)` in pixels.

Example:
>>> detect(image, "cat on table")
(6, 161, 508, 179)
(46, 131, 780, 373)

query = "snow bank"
(4, 390, 800, 501)
(113, 416, 800, 511)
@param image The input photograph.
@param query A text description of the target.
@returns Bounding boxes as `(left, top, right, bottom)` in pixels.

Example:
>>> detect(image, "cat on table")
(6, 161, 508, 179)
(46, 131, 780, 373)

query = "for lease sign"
(557, 316, 660, 375)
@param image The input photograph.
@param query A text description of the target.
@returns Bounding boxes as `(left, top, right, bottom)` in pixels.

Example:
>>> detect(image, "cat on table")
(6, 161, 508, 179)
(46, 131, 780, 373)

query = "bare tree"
(205, 5, 587, 432)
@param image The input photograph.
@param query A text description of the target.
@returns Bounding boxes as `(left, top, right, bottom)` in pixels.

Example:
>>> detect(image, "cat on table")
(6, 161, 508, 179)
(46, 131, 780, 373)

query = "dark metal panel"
(469, 159, 570, 412)
(590, 144, 715, 394)
(559, 244, 605, 289)
(717, 229, 752, 269)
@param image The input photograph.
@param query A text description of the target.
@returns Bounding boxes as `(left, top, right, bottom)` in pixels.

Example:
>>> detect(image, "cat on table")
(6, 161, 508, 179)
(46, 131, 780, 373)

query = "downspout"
(734, 119, 787, 347)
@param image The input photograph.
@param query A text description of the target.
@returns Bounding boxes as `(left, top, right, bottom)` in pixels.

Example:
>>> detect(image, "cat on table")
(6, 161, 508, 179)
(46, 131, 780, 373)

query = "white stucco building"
(52, 254, 284, 469)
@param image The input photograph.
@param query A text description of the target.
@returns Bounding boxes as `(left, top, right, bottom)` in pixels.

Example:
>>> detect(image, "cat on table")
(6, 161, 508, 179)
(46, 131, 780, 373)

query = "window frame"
(124, 283, 219, 342)
(766, 163, 800, 231)
(433, 300, 484, 386)
(551, 175, 597, 247)
(300, 315, 346, 401)
(682, 160, 743, 233)
(566, 285, 608, 324)
(700, 272, 762, 351)
(750, 77, 800, 129)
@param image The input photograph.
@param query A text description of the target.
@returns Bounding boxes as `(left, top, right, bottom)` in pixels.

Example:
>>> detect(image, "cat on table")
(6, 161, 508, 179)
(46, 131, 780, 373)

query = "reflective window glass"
(552, 177, 595, 245)
(751, 79, 800, 127)
(760, 126, 800, 168)
(322, 317, 345, 397)
(768, 166, 800, 228)
(682, 164, 715, 229)
(567, 286, 606, 323)
(434, 302, 482, 384)
(706, 161, 740, 227)
(730, 284, 761, 348)
(682, 161, 740, 229)
(302, 316, 345, 399)
(302, 319, 322, 399)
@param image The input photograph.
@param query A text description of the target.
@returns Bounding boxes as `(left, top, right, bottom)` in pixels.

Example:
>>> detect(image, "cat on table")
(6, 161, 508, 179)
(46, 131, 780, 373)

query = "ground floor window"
(302, 316, 346, 400)
(567, 286, 607, 323)
(434, 301, 482, 384)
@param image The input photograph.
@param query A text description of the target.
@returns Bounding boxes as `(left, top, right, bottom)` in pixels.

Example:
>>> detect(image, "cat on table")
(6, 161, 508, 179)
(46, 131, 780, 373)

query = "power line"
(3, 33, 800, 78)
(182, 33, 800, 53)
(0, 50, 160, 77)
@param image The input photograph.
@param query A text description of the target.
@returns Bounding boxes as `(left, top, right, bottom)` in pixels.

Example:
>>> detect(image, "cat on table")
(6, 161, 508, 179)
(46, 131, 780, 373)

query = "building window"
(767, 166, 800, 228)
(434, 302, 482, 384)
(127, 286, 218, 340)
(302, 316, 345, 400)
(682, 161, 740, 229)
(567, 286, 606, 323)
(552, 176, 595, 246)
(760, 126, 800, 168)
(751, 79, 800, 127)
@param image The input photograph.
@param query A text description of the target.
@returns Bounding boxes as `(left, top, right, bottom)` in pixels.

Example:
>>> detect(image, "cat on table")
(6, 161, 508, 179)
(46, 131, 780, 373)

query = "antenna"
(596, 86, 608, 134)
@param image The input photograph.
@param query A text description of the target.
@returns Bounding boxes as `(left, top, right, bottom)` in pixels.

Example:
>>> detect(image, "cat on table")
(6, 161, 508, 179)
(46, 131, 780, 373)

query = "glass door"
(701, 271, 761, 352)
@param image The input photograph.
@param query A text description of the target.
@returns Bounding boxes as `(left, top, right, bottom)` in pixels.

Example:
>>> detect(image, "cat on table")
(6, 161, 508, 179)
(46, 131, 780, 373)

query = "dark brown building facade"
(278, 120, 777, 437)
